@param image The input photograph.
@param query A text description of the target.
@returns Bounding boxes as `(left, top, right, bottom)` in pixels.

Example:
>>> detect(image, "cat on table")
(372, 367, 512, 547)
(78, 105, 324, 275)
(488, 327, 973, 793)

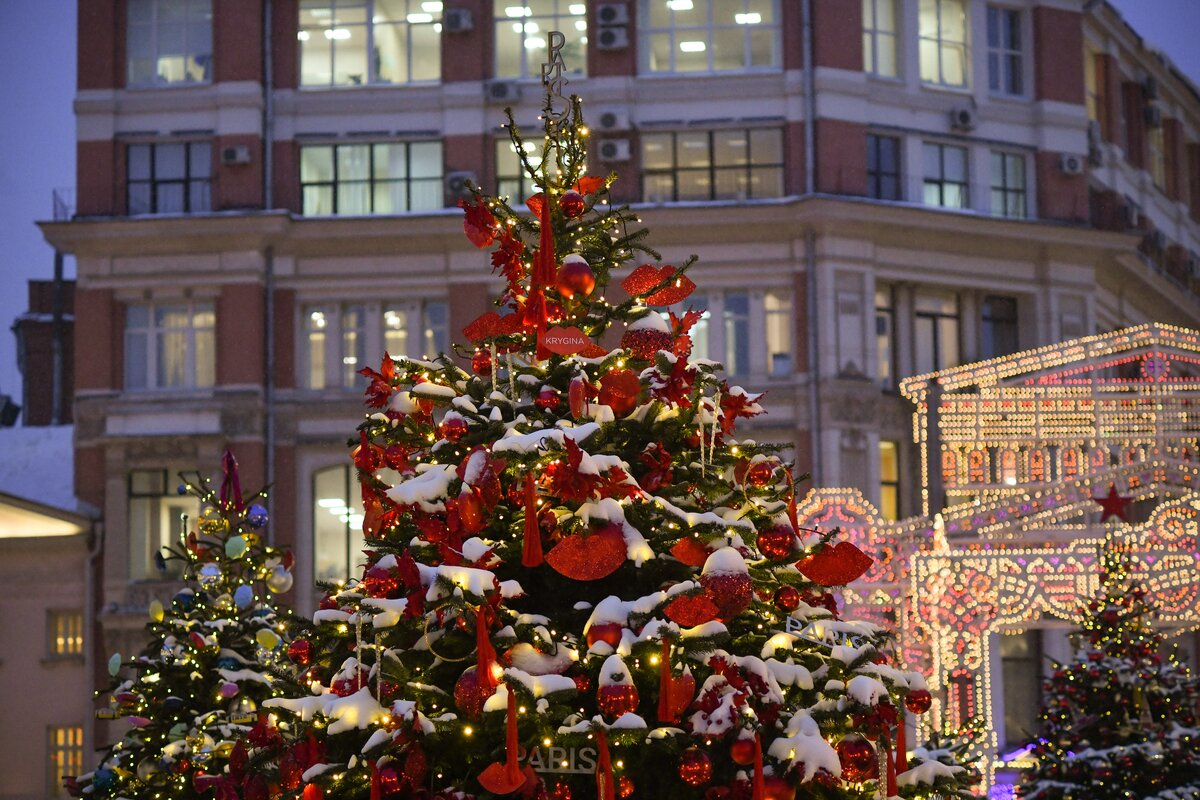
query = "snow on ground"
(0, 424, 78, 512)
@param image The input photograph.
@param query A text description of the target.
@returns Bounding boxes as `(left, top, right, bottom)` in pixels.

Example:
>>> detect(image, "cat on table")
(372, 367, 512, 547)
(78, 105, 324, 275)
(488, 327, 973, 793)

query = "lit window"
(128, 470, 199, 581)
(304, 301, 448, 389)
(918, 0, 967, 87)
(127, 0, 212, 85)
(941, 450, 959, 488)
(914, 290, 959, 374)
(999, 630, 1042, 747)
(1061, 447, 1080, 479)
(303, 305, 366, 389)
(313, 463, 365, 582)
(495, 1, 587, 80)
(967, 448, 987, 484)
(923, 142, 968, 209)
(300, 142, 444, 215)
(879, 440, 900, 520)
(47, 727, 83, 798)
(642, 128, 784, 202)
(981, 295, 1019, 359)
(764, 290, 792, 377)
(384, 300, 449, 358)
(1084, 43, 1102, 126)
(986, 6, 1022, 95)
(1029, 449, 1046, 482)
(723, 291, 750, 376)
(867, 134, 902, 201)
(643, 0, 780, 74)
(998, 449, 1018, 485)
(299, 0, 441, 87)
(127, 142, 212, 215)
(47, 611, 83, 657)
(875, 285, 895, 388)
(124, 302, 215, 391)
(990, 151, 1026, 219)
(1148, 124, 1167, 190)
(495, 138, 545, 202)
(862, 0, 898, 78)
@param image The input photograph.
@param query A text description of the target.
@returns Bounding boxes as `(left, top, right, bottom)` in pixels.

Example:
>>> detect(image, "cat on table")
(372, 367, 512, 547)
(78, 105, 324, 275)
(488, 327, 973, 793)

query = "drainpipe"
(801, 0, 822, 484)
(802, 0, 816, 196)
(263, 0, 277, 532)
(82, 519, 105, 766)
(51, 249, 66, 425)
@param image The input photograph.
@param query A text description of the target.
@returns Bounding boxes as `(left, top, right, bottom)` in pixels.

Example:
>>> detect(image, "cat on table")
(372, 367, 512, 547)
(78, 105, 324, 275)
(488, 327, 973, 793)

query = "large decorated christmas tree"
(1017, 542, 1200, 799)
(265, 93, 973, 800)
(71, 453, 303, 800)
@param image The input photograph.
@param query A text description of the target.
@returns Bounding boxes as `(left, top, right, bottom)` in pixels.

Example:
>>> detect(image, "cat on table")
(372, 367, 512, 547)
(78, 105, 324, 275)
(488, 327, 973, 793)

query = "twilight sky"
(0, 0, 1197, 413)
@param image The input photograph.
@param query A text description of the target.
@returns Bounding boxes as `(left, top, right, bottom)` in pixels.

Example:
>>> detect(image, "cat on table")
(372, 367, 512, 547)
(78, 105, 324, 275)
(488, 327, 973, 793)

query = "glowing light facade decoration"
(797, 324, 1200, 788)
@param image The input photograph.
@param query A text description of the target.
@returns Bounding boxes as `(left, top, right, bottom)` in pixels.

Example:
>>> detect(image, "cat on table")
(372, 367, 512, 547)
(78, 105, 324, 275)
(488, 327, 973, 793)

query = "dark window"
(990, 151, 1027, 218)
(914, 291, 959, 374)
(981, 295, 1019, 359)
(1000, 630, 1042, 747)
(300, 142, 443, 215)
(867, 134, 901, 200)
(923, 142, 968, 209)
(642, 129, 784, 202)
(127, 141, 211, 215)
(875, 285, 896, 388)
(986, 6, 1023, 95)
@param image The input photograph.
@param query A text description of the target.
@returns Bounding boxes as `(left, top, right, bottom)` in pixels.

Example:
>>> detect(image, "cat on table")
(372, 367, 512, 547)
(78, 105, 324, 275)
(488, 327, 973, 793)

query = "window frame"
(875, 284, 896, 389)
(879, 440, 901, 520)
(46, 610, 84, 659)
(47, 726, 84, 799)
(980, 294, 1019, 360)
(914, 290, 960, 374)
(126, 140, 213, 215)
(989, 150, 1027, 219)
(918, 0, 969, 88)
(126, 0, 213, 87)
(123, 300, 216, 392)
(985, 4, 1024, 97)
(922, 141, 968, 210)
(867, 133, 902, 201)
(641, 0, 782, 75)
(127, 469, 199, 581)
(495, 136, 545, 202)
(640, 127, 786, 203)
(998, 629, 1043, 748)
(299, 140, 445, 216)
(298, 0, 443, 88)
(312, 462, 365, 583)
(1148, 124, 1167, 190)
(494, 1, 588, 81)
(862, 0, 899, 79)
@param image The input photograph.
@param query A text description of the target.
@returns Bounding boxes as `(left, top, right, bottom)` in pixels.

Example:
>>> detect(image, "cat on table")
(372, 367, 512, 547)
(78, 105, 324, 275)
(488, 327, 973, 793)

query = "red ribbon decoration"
(302, 783, 323, 800)
(657, 637, 674, 724)
(220, 449, 244, 511)
(369, 761, 382, 800)
(885, 733, 898, 796)
(784, 466, 799, 535)
(522, 194, 557, 359)
(896, 708, 908, 772)
(476, 605, 500, 692)
(521, 473, 544, 567)
(502, 688, 522, 786)
(596, 729, 615, 800)
(752, 732, 766, 800)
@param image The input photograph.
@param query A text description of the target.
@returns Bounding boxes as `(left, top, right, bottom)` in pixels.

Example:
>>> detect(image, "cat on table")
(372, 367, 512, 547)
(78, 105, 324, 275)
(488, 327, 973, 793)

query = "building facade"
(33, 0, 1200, 795)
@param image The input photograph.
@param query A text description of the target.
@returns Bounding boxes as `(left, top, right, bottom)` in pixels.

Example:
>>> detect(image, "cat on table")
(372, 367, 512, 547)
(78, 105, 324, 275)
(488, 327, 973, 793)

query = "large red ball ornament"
(560, 190, 586, 218)
(536, 387, 562, 411)
(905, 689, 932, 714)
(597, 682, 640, 717)
(774, 586, 801, 611)
(439, 417, 468, 442)
(586, 622, 624, 649)
(361, 563, 402, 598)
(729, 738, 756, 766)
(620, 328, 674, 360)
(761, 776, 794, 800)
(557, 255, 596, 300)
(678, 748, 713, 786)
(699, 571, 753, 621)
(376, 764, 402, 797)
(331, 666, 370, 697)
(454, 667, 494, 719)
(836, 736, 878, 783)
(287, 638, 313, 666)
(471, 351, 493, 377)
(598, 369, 641, 417)
(757, 525, 797, 561)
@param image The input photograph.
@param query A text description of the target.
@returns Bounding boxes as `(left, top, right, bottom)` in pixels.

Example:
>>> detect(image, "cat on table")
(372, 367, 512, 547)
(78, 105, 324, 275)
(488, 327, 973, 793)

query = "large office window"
(875, 285, 895, 388)
(304, 305, 366, 389)
(879, 440, 900, 520)
(981, 295, 1019, 360)
(723, 291, 751, 376)
(923, 142, 968, 209)
(986, 5, 1023, 96)
(313, 463, 365, 581)
(918, 0, 967, 87)
(914, 291, 959, 374)
(125, 302, 215, 391)
(495, 138, 544, 201)
(300, 142, 443, 215)
(642, 128, 784, 202)
(764, 290, 792, 377)
(127, 0, 212, 85)
(867, 134, 901, 200)
(47, 727, 84, 799)
(127, 141, 212, 215)
(299, 0, 441, 86)
(862, 0, 898, 78)
(384, 301, 449, 359)
(496, 1, 587, 80)
(128, 470, 199, 580)
(990, 151, 1027, 219)
(1000, 630, 1042, 747)
(643, 0, 780, 74)
(47, 611, 84, 658)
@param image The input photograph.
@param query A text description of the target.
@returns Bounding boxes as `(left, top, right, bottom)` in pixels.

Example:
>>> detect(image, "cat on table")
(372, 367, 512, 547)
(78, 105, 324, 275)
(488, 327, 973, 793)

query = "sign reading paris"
(541, 30, 570, 122)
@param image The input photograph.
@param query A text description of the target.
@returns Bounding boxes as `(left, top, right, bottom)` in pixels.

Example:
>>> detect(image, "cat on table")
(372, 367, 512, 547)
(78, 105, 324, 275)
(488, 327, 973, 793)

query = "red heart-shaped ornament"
(670, 537, 712, 567)
(546, 523, 626, 580)
(463, 312, 522, 343)
(667, 671, 696, 719)
(795, 541, 873, 586)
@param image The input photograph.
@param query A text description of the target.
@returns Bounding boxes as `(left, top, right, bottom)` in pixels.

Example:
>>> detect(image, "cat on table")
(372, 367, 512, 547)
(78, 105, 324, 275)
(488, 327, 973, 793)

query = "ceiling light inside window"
(407, 12, 433, 22)
(679, 40, 706, 52)
(525, 36, 547, 49)
(734, 12, 762, 24)
(505, 5, 531, 17)
(325, 28, 351, 39)
(422, 1, 443, 10)
(297, 30, 311, 40)
(575, 20, 587, 30)
(523, 21, 540, 32)
(569, 3, 586, 13)
(667, 0, 693, 10)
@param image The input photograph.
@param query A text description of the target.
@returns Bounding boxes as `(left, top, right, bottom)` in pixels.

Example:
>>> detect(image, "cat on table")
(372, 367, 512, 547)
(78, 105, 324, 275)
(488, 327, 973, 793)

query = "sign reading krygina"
(540, 326, 593, 356)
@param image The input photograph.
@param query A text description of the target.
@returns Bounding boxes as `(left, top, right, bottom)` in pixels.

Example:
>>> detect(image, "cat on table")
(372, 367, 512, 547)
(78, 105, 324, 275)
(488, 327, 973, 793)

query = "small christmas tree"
(71, 453, 302, 800)
(265, 96, 972, 800)
(1017, 541, 1200, 799)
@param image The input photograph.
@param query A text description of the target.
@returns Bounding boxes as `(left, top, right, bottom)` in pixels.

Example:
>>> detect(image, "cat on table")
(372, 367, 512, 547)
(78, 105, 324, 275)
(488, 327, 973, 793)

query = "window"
(981, 295, 1019, 360)
(867, 134, 901, 200)
(914, 290, 959, 374)
(723, 291, 750, 376)
(923, 142, 967, 209)
(836, 287, 865, 376)
(128, 470, 199, 580)
(127, 141, 212, 215)
(1149, 124, 1167, 190)
(305, 301, 448, 389)
(124, 302, 215, 391)
(642, 128, 784, 202)
(862, 0, 898, 78)
(300, 142, 443, 215)
(299, 0, 441, 87)
(496, 138, 544, 202)
(998, 448, 1017, 485)
(990, 151, 1026, 218)
(879, 440, 900, 520)
(1084, 44, 1102, 127)
(127, 0, 212, 85)
(47, 611, 83, 658)
(496, 1, 587, 80)
(875, 285, 895, 388)
(986, 6, 1022, 95)
(683, 296, 711, 362)
(918, 0, 967, 87)
(941, 450, 959, 488)
(384, 301, 449, 359)
(47, 727, 83, 798)
(764, 290, 792, 377)
(999, 630, 1042, 747)
(643, 0, 780, 74)
(313, 463, 365, 581)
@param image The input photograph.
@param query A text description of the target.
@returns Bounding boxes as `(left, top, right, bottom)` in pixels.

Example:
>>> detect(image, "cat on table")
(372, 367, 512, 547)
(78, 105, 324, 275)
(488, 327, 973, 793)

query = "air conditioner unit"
(220, 145, 251, 165)
(443, 8, 473, 32)
(596, 2, 630, 25)
(949, 105, 977, 131)
(445, 171, 477, 199)
(596, 109, 631, 131)
(1059, 153, 1085, 176)
(598, 138, 632, 162)
(1144, 105, 1163, 128)
(487, 80, 521, 103)
(1143, 74, 1159, 100)
(596, 26, 629, 50)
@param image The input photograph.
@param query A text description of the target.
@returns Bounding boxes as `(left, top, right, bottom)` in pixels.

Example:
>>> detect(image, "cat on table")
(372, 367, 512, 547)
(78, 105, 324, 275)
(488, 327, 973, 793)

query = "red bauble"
(586, 622, 624, 649)
(678, 748, 713, 786)
(761, 776, 793, 800)
(598, 369, 641, 417)
(757, 525, 797, 561)
(774, 586, 801, 611)
(549, 782, 573, 800)
(557, 256, 596, 300)
(618, 776, 634, 798)
(620, 328, 674, 360)
(457, 490, 485, 534)
(376, 764, 402, 797)
(471, 351, 493, 377)
(729, 738, 756, 766)
(905, 689, 932, 714)
(835, 736, 878, 782)
(287, 638, 312, 666)
(597, 683, 640, 717)
(571, 672, 593, 694)
(362, 563, 402, 598)
(331, 666, 370, 697)
(454, 667, 494, 719)
(536, 387, 562, 410)
(560, 190, 586, 218)
(735, 459, 775, 488)
(439, 417, 468, 442)
(699, 571, 753, 621)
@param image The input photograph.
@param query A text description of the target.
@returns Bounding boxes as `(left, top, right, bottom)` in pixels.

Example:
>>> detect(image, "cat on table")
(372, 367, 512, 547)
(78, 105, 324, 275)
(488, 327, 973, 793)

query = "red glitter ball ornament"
(454, 666, 494, 720)
(729, 738, 755, 765)
(761, 776, 793, 800)
(560, 190, 586, 218)
(361, 563, 402, 598)
(836, 735, 878, 782)
(905, 689, 932, 714)
(571, 672, 593, 694)
(536, 387, 562, 410)
(620, 328, 674, 360)
(618, 776, 634, 798)
(331, 666, 370, 697)
(698, 557, 753, 622)
(757, 525, 797, 561)
(774, 586, 801, 611)
(376, 765, 402, 797)
(678, 748, 713, 786)
(471, 351, 493, 376)
(549, 782, 573, 800)
(597, 682, 640, 717)
(557, 255, 596, 299)
(439, 417, 468, 442)
(598, 369, 641, 417)
(586, 622, 624, 648)
(287, 638, 312, 666)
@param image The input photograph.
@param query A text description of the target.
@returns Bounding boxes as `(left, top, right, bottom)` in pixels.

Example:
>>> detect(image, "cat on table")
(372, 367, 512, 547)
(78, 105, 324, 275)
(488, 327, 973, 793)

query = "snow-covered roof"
(0, 424, 79, 513)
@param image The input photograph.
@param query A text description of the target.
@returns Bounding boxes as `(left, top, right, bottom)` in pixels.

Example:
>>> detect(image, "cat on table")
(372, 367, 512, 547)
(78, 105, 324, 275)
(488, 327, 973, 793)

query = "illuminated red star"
(1094, 483, 1132, 522)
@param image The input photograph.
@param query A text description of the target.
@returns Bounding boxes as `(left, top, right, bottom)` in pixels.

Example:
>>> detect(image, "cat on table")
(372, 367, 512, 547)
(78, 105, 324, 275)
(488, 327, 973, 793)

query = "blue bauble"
(217, 656, 241, 670)
(153, 550, 168, 573)
(163, 696, 185, 713)
(233, 584, 254, 609)
(246, 503, 269, 529)
(93, 768, 116, 790)
(174, 589, 195, 611)
(176, 484, 188, 495)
